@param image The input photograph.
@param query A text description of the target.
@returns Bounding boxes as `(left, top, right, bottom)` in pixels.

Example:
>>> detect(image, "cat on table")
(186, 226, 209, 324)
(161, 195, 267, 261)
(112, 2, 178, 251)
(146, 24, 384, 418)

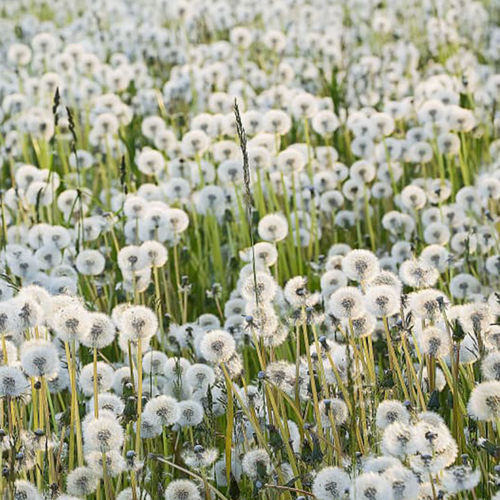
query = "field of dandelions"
(1, 0, 500, 500)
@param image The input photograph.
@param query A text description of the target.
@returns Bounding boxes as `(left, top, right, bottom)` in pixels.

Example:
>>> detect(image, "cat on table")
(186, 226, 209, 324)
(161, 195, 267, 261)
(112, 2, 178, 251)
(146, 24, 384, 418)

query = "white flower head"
(468, 381, 500, 421)
(20, 339, 59, 378)
(328, 286, 365, 319)
(164, 479, 201, 500)
(83, 414, 124, 453)
(312, 466, 350, 500)
(351, 472, 393, 500)
(242, 448, 272, 479)
(143, 395, 180, 427)
(376, 400, 410, 430)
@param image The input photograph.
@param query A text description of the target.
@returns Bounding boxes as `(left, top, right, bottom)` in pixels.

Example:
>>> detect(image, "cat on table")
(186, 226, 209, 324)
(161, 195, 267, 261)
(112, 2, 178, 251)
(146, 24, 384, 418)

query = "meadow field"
(0, 0, 500, 499)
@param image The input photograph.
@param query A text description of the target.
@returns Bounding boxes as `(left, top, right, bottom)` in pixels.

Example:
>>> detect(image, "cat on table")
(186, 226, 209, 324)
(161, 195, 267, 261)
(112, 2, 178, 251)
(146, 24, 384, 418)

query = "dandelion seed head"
(144, 395, 180, 427)
(83, 414, 124, 453)
(413, 417, 454, 454)
(112, 366, 138, 396)
(242, 448, 272, 479)
(416, 325, 450, 358)
(240, 271, 277, 304)
(75, 249, 105, 275)
(328, 286, 365, 319)
(86, 449, 126, 477)
(468, 381, 500, 421)
(420, 245, 450, 272)
(142, 350, 168, 376)
(320, 269, 348, 297)
(66, 466, 99, 497)
(53, 303, 90, 342)
(351, 471, 393, 500)
(20, 339, 59, 378)
(137, 411, 162, 439)
(164, 479, 201, 500)
(119, 305, 158, 341)
(197, 313, 220, 332)
(364, 285, 401, 318)
(385, 465, 420, 500)
(117, 487, 152, 500)
(366, 271, 402, 293)
(136, 148, 165, 176)
(266, 360, 307, 397)
(224, 298, 246, 318)
(449, 273, 481, 300)
(176, 399, 204, 427)
(10, 296, 44, 333)
(164, 356, 191, 380)
(381, 422, 417, 457)
(182, 446, 219, 470)
(257, 213, 288, 242)
(80, 312, 115, 349)
(440, 465, 481, 494)
(376, 400, 410, 430)
(362, 456, 401, 474)
(87, 392, 124, 416)
(117, 245, 149, 273)
(312, 466, 350, 500)
(343, 312, 376, 338)
(79, 361, 114, 396)
(485, 324, 500, 351)
(12, 480, 42, 500)
(283, 276, 317, 307)
(400, 259, 439, 289)
(185, 363, 215, 392)
(407, 289, 448, 321)
(0, 366, 28, 398)
(459, 302, 493, 334)
(319, 397, 349, 427)
(409, 440, 457, 474)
